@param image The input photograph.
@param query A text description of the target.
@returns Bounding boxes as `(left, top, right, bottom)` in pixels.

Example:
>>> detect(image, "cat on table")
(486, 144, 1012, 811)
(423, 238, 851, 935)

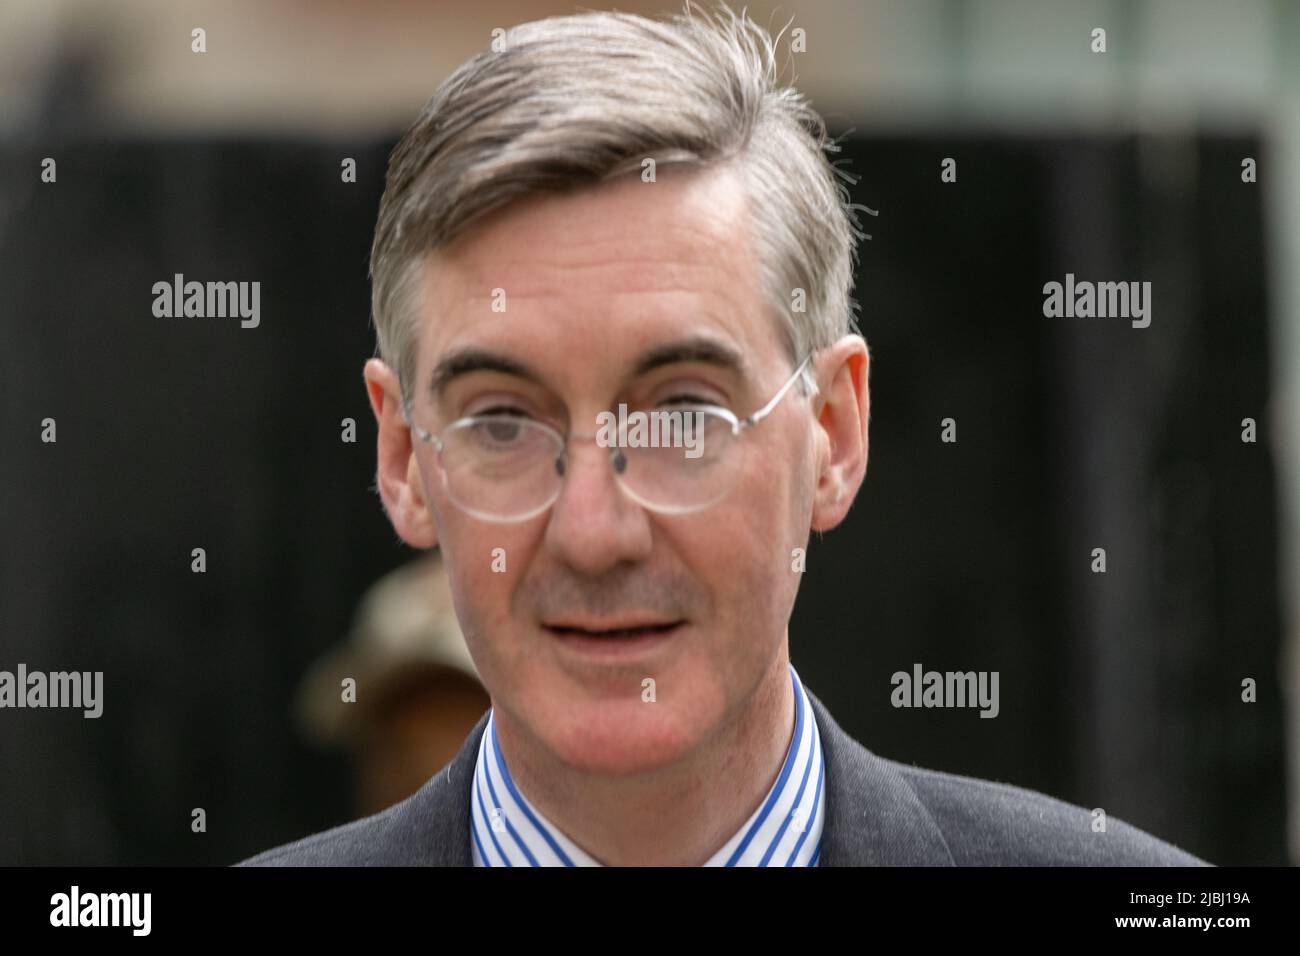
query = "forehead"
(414, 162, 784, 392)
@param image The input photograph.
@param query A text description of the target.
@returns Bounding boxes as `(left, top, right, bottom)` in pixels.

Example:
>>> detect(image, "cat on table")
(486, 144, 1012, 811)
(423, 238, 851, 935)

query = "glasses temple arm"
(400, 401, 441, 446)
(741, 353, 816, 428)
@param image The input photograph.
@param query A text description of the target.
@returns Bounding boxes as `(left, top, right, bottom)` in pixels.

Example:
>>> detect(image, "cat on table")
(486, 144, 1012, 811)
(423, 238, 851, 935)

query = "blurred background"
(0, 0, 1295, 866)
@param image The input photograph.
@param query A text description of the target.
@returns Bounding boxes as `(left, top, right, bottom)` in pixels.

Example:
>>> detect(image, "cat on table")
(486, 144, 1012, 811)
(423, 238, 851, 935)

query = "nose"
(543, 434, 652, 576)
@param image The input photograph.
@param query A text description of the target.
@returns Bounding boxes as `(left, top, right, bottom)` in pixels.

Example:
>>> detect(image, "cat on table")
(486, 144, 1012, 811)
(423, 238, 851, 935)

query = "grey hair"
(370, 0, 867, 411)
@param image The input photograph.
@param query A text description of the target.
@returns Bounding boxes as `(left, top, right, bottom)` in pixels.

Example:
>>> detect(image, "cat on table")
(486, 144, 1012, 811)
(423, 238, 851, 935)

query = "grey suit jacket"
(237, 687, 1208, 866)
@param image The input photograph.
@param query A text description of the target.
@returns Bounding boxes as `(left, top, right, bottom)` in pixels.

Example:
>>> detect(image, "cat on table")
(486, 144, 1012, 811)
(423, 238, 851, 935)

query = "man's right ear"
(363, 357, 439, 549)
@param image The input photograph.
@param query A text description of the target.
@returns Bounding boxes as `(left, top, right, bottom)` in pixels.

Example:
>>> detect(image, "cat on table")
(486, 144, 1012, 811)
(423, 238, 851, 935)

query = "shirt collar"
(470, 662, 824, 866)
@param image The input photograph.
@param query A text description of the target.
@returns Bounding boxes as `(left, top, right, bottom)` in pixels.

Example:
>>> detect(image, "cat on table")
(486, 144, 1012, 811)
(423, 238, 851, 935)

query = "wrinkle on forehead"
(414, 161, 788, 403)
(432, 162, 755, 300)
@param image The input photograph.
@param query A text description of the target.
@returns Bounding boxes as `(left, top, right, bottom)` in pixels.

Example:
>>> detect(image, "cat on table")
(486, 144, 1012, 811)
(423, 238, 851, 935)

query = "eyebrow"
(427, 335, 749, 401)
(630, 337, 748, 381)
(427, 348, 545, 400)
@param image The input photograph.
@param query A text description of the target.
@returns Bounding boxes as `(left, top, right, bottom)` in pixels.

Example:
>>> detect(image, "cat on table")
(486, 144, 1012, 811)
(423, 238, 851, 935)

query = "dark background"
(0, 132, 1284, 865)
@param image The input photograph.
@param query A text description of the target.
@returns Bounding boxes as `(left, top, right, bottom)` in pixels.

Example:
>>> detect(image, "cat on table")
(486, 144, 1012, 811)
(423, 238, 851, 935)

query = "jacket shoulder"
(236, 797, 414, 867)
(891, 759, 1210, 866)
(234, 709, 488, 867)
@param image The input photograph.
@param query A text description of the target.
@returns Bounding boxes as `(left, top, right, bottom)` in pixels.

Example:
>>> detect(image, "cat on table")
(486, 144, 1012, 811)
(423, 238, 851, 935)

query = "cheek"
(416, 460, 502, 630)
(441, 524, 535, 681)
(788, 424, 819, 530)
(691, 444, 804, 635)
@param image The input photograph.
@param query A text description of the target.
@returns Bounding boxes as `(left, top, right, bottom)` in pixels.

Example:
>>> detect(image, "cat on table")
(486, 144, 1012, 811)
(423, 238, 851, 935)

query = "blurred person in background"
(296, 552, 489, 816)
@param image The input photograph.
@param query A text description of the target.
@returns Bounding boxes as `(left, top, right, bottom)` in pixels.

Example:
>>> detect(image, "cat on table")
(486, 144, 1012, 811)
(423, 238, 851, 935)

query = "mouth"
(543, 620, 685, 639)
(540, 616, 686, 655)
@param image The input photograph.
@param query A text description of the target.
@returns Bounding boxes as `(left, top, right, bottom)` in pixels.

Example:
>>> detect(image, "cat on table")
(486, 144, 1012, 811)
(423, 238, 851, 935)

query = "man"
(240, 3, 1206, 866)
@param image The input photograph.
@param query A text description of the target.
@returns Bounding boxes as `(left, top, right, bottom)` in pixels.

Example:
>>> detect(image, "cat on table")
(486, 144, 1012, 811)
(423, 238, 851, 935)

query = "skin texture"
(364, 160, 870, 865)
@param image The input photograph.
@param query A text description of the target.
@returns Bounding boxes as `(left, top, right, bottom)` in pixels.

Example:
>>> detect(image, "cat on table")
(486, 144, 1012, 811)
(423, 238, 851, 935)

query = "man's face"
(369, 163, 862, 774)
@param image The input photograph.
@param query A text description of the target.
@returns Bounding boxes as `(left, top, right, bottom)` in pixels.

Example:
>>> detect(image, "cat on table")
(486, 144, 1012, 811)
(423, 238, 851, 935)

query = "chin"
(539, 696, 706, 775)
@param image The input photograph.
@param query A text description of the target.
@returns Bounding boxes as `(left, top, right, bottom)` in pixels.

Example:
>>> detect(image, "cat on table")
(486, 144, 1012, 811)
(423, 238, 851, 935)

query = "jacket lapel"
(394, 706, 487, 865)
(805, 687, 954, 865)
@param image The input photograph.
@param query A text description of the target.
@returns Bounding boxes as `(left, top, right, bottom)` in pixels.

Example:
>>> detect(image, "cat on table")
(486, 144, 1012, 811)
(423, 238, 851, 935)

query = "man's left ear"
(809, 335, 870, 532)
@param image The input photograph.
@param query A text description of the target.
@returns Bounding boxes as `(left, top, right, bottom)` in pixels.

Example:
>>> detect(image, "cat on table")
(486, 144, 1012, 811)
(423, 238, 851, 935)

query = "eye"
(459, 406, 536, 448)
(465, 417, 532, 452)
(472, 404, 529, 418)
(657, 393, 723, 409)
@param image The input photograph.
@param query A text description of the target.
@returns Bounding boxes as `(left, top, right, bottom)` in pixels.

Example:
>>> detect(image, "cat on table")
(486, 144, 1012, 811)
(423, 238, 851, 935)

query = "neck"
(492, 645, 796, 866)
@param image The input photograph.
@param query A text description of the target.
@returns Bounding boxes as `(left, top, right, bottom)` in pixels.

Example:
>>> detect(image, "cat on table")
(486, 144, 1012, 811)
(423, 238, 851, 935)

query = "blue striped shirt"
(470, 662, 824, 866)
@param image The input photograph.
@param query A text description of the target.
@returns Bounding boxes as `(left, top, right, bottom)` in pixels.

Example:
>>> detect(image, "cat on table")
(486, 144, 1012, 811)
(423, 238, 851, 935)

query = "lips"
(543, 619, 684, 638)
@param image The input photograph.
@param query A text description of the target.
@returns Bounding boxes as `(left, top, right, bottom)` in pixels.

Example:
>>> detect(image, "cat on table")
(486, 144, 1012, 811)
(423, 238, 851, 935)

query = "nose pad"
(554, 447, 628, 478)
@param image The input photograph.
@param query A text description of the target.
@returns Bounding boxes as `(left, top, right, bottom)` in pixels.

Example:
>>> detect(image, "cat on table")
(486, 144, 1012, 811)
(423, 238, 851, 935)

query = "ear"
(363, 357, 439, 549)
(809, 336, 870, 532)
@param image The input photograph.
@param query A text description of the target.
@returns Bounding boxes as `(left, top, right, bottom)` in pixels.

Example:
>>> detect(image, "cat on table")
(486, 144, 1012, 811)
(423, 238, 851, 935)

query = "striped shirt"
(470, 662, 824, 866)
